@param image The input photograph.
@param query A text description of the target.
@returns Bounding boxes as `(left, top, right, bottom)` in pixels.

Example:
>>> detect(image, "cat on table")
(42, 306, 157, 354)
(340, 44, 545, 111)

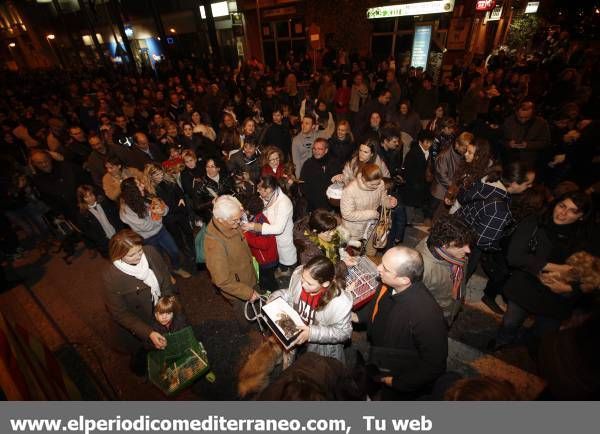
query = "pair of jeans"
(496, 300, 561, 347)
(144, 226, 181, 270)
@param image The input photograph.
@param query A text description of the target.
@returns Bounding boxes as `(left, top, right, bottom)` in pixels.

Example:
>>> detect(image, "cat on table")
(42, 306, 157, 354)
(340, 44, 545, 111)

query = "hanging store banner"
(411, 25, 433, 70)
(485, 4, 504, 22)
(367, 1, 455, 19)
(476, 0, 496, 12)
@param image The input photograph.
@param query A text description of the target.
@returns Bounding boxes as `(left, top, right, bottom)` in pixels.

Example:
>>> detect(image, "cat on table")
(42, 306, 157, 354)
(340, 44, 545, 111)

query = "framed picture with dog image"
(262, 297, 304, 350)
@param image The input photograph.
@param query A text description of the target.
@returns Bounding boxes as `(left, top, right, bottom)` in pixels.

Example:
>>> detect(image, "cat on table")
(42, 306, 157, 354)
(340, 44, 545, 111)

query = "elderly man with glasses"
(205, 195, 260, 332)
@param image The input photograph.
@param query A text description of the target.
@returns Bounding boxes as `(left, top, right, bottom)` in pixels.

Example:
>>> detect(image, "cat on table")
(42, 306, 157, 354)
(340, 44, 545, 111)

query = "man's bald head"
(378, 246, 424, 288)
(30, 150, 53, 173)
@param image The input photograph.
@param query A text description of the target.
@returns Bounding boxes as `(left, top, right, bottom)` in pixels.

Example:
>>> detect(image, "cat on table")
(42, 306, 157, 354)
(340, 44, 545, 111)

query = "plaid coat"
(456, 179, 512, 251)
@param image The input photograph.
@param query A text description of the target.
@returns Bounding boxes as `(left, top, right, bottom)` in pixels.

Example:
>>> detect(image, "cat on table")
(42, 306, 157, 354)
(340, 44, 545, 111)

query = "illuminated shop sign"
(524, 2, 540, 14)
(200, 1, 229, 19)
(411, 25, 432, 70)
(366, 1, 455, 19)
(476, 0, 496, 11)
(485, 4, 503, 22)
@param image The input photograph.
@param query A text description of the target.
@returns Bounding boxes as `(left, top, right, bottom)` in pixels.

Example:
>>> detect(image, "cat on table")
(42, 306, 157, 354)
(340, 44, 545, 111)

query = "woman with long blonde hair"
(143, 163, 195, 261)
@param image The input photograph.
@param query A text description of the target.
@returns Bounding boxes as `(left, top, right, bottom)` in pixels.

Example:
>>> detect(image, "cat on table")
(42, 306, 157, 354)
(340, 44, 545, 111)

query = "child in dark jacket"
(242, 194, 279, 293)
(152, 295, 188, 335)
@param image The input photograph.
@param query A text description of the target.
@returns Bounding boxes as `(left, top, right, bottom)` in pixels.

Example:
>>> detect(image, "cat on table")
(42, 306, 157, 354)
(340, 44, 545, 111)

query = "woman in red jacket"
(242, 194, 279, 293)
(334, 77, 351, 122)
(260, 146, 286, 180)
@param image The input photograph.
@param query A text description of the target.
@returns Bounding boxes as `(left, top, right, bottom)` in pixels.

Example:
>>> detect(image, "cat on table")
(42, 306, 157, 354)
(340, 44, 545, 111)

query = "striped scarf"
(433, 247, 466, 300)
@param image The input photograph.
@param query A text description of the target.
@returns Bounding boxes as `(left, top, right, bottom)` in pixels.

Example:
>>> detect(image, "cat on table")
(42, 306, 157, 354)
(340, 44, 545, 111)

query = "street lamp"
(8, 42, 16, 48)
(46, 34, 56, 40)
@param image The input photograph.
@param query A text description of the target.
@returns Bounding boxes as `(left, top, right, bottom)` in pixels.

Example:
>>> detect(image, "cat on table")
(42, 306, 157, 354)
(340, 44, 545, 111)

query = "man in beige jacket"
(205, 195, 260, 332)
(415, 215, 472, 327)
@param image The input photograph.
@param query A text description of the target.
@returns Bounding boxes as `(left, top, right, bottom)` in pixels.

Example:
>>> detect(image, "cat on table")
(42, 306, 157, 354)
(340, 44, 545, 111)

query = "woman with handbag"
(340, 164, 397, 256)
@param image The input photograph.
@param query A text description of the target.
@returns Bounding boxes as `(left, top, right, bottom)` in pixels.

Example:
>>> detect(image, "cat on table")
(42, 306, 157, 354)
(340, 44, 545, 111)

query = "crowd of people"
(1, 31, 599, 399)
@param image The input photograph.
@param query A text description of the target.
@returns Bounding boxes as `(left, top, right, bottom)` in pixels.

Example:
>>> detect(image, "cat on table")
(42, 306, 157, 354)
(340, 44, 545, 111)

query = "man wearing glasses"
(205, 195, 261, 332)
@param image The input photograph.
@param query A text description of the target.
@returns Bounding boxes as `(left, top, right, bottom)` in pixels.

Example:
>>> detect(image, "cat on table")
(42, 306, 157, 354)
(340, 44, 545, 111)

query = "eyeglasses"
(269, 157, 280, 162)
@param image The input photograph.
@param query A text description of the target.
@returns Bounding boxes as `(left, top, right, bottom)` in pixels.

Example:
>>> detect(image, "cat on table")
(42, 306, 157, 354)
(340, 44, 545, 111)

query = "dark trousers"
(425, 196, 442, 220)
(164, 213, 194, 258)
(145, 226, 181, 269)
(466, 245, 483, 281)
(386, 205, 407, 248)
(496, 300, 561, 347)
(259, 266, 278, 293)
(480, 251, 510, 299)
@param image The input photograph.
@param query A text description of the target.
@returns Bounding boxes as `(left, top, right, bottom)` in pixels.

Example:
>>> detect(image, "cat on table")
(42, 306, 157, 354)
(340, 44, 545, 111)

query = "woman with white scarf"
(102, 229, 176, 375)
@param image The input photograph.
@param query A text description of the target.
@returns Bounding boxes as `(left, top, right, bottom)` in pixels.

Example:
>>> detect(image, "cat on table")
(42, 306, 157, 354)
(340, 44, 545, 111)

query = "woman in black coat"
(493, 191, 595, 349)
(189, 158, 235, 222)
(76, 185, 125, 257)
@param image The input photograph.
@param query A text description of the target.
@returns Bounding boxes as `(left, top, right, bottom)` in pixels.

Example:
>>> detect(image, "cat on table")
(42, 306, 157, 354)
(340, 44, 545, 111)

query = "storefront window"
(262, 18, 306, 67)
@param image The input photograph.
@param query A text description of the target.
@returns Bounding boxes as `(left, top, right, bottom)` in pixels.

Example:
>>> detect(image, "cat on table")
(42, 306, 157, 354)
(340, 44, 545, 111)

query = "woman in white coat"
(268, 255, 352, 363)
(242, 175, 297, 275)
(340, 163, 397, 256)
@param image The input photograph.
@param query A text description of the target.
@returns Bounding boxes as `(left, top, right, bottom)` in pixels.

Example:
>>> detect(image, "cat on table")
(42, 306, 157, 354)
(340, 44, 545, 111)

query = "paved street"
(1, 226, 544, 399)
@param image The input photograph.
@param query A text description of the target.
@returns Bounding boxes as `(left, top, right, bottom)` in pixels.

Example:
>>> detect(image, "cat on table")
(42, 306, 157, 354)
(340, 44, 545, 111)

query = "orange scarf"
(370, 285, 389, 323)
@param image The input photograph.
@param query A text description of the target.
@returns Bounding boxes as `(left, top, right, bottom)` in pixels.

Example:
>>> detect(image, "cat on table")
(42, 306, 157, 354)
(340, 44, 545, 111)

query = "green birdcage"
(147, 326, 215, 396)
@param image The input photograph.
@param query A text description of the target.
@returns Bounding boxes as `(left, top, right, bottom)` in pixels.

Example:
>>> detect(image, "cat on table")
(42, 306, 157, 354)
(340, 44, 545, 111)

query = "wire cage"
(345, 256, 380, 310)
(147, 326, 212, 396)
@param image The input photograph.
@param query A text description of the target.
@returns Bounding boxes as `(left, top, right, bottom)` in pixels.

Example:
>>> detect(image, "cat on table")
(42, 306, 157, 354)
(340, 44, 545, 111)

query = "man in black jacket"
(261, 108, 292, 159)
(355, 246, 448, 400)
(300, 138, 342, 212)
(377, 127, 407, 247)
(30, 150, 90, 221)
(401, 129, 435, 218)
(120, 132, 166, 170)
(355, 89, 392, 134)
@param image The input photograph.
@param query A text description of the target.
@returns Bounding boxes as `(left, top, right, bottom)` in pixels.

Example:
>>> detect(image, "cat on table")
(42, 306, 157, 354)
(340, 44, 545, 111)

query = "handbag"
(372, 206, 392, 249)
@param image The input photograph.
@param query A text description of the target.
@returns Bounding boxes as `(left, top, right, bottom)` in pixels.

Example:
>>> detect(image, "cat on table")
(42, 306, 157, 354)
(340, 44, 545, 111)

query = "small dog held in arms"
(541, 252, 600, 294)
